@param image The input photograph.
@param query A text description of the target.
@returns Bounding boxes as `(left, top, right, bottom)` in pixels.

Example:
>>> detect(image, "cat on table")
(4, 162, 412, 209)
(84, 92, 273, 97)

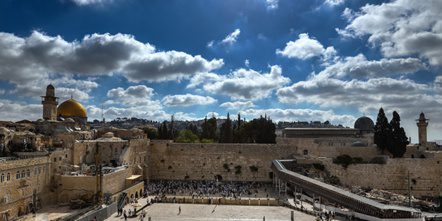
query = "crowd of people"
(144, 180, 273, 199)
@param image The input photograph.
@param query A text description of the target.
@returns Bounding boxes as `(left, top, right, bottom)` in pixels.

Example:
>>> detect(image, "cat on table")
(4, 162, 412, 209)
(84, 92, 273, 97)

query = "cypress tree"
(389, 111, 409, 157)
(374, 108, 391, 153)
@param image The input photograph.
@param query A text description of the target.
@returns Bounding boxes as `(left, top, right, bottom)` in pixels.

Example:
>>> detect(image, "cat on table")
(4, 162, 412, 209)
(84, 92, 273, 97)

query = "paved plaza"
(105, 203, 316, 221)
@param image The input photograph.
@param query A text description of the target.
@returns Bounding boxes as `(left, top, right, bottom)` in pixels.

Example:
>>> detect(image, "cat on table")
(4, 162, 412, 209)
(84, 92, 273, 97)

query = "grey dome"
(354, 116, 374, 132)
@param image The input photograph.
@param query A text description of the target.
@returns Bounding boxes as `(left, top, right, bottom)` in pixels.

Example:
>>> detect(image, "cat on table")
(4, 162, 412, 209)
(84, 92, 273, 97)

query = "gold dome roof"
(57, 98, 87, 118)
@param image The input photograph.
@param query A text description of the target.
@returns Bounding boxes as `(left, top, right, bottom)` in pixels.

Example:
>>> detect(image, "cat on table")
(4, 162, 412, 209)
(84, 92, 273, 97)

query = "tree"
(175, 130, 199, 143)
(186, 123, 199, 137)
(201, 116, 209, 140)
(374, 108, 391, 153)
(143, 127, 158, 139)
(219, 113, 233, 143)
(389, 111, 409, 157)
(157, 121, 169, 139)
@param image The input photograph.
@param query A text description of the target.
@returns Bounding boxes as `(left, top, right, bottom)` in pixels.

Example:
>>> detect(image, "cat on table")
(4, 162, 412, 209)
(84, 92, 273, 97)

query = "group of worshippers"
(144, 180, 270, 199)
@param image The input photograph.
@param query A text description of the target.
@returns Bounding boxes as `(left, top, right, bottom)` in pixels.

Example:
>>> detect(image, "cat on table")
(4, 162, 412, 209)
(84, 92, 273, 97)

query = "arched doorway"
(215, 174, 223, 181)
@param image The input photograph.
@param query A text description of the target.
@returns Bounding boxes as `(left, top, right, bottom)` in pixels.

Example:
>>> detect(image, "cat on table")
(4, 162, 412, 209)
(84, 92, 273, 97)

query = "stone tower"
(41, 84, 58, 121)
(416, 112, 428, 145)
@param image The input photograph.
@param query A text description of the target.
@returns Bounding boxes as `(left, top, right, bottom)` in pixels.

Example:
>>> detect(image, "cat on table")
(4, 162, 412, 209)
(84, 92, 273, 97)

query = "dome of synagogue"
(57, 99, 87, 118)
(354, 116, 374, 132)
(47, 84, 54, 90)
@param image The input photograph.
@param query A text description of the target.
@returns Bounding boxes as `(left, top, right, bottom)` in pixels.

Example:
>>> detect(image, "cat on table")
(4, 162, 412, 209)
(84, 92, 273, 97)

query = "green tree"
(374, 108, 391, 153)
(219, 113, 233, 143)
(143, 127, 158, 139)
(389, 111, 409, 157)
(175, 130, 199, 143)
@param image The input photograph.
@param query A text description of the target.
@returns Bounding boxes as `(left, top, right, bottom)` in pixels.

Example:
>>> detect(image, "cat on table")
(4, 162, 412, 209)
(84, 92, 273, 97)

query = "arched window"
(1, 173, 4, 183)
(7, 173, 10, 181)
(16, 171, 20, 179)
(27, 169, 30, 177)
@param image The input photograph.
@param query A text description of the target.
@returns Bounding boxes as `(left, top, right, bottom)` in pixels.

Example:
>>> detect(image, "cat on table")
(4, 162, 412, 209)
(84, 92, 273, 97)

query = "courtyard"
(105, 203, 316, 221)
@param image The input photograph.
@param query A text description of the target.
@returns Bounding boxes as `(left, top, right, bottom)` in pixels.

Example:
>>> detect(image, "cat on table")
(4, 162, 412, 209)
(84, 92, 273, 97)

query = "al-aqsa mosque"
(41, 84, 88, 126)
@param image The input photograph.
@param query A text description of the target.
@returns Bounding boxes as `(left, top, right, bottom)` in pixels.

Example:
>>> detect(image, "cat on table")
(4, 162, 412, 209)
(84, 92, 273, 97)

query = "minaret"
(416, 112, 428, 145)
(41, 84, 58, 121)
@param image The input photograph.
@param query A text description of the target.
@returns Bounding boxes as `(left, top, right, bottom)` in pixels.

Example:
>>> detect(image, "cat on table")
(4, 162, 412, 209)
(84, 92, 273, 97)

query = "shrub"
(312, 163, 325, 171)
(234, 165, 242, 175)
(333, 155, 353, 168)
(249, 165, 259, 172)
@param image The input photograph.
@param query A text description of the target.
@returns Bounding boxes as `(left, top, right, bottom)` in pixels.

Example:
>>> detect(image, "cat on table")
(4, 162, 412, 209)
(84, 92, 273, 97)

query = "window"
(54, 158, 56, 162)
(1, 174, 4, 183)
(303, 150, 308, 155)
(16, 171, 20, 179)
(35, 167, 38, 175)
(38, 167, 41, 174)
(26, 169, 30, 177)
(21, 170, 25, 178)
(59, 157, 62, 161)
(7, 173, 10, 181)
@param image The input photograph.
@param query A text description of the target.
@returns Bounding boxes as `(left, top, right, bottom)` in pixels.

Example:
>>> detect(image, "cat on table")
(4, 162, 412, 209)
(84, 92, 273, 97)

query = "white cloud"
(323, 0, 345, 7)
(70, 0, 113, 6)
(339, 0, 442, 66)
(221, 29, 241, 46)
(317, 54, 426, 79)
(0, 100, 41, 121)
(106, 85, 156, 106)
(220, 101, 255, 110)
(276, 33, 336, 60)
(162, 94, 217, 107)
(189, 65, 290, 100)
(0, 31, 223, 86)
(265, 0, 279, 10)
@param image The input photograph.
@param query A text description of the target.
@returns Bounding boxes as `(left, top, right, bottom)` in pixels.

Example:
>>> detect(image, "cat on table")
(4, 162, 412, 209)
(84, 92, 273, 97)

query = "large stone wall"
(147, 141, 296, 182)
(321, 153, 442, 197)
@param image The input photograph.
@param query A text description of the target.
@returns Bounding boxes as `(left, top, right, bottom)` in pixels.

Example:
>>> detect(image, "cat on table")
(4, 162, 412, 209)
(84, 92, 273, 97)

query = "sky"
(0, 0, 441, 142)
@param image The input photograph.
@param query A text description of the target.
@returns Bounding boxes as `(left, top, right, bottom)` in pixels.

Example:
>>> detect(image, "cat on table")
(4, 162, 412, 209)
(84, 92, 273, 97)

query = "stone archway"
(215, 174, 223, 181)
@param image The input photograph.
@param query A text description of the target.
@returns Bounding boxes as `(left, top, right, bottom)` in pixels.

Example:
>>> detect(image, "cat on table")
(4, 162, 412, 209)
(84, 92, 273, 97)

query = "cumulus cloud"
(220, 101, 255, 110)
(0, 100, 42, 121)
(221, 29, 241, 45)
(276, 33, 336, 60)
(323, 0, 345, 7)
(188, 65, 290, 100)
(162, 94, 217, 107)
(0, 31, 223, 86)
(106, 85, 154, 105)
(317, 54, 426, 79)
(277, 74, 442, 138)
(208, 29, 241, 49)
(265, 0, 279, 10)
(338, 0, 442, 66)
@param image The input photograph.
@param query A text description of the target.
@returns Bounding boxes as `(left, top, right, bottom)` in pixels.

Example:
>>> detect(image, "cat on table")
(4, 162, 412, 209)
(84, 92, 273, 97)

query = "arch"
(139, 189, 143, 197)
(135, 192, 139, 198)
(214, 174, 223, 181)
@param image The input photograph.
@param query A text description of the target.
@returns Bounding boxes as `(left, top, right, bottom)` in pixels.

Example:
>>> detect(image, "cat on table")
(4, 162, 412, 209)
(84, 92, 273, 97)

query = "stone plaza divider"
(155, 196, 279, 206)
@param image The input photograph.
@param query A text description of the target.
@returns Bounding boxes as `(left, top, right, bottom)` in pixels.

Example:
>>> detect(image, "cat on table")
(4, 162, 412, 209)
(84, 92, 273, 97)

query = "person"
(178, 206, 181, 214)
(123, 210, 127, 221)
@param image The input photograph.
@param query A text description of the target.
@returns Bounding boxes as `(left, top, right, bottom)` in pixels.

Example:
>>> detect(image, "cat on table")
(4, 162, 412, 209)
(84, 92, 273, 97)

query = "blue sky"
(0, 0, 441, 142)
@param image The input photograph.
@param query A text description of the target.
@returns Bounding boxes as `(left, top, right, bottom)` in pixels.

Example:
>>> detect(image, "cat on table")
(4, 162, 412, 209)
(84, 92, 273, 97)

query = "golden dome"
(57, 99, 87, 118)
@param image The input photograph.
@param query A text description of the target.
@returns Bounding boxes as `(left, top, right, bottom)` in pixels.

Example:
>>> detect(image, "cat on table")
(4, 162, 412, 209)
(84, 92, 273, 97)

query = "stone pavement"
(105, 203, 315, 221)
